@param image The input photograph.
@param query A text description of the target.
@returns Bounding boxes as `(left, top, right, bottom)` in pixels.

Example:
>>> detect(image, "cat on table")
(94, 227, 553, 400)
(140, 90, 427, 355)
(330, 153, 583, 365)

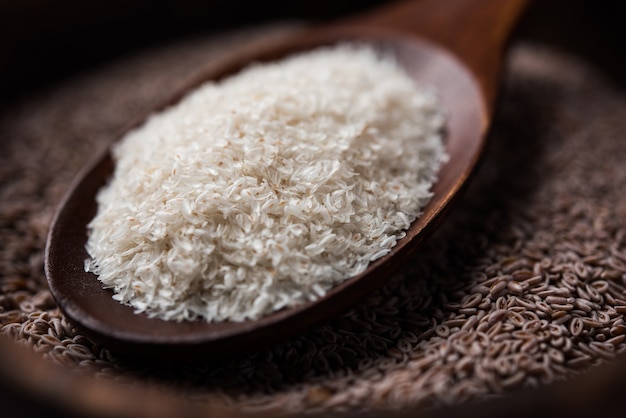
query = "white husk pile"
(85, 44, 447, 322)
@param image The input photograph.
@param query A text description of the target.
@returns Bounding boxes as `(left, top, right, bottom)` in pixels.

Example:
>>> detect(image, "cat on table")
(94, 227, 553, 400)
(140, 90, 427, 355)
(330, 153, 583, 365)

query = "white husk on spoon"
(84, 44, 447, 323)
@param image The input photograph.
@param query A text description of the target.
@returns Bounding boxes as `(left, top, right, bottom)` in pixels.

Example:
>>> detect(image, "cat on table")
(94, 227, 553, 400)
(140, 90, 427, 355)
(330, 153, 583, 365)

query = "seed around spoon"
(45, 0, 528, 361)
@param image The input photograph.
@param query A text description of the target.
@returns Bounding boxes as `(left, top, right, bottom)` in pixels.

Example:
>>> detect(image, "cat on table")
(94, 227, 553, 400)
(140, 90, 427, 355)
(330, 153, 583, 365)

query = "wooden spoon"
(45, 0, 529, 361)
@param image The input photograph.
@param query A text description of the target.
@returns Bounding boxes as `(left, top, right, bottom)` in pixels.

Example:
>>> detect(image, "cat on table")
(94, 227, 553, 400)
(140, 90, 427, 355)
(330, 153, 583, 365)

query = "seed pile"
(84, 45, 446, 322)
(1, 26, 626, 415)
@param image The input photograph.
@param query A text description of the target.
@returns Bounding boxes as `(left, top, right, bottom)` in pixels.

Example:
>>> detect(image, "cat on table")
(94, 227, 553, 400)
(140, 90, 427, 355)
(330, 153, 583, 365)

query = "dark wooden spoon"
(45, 0, 529, 361)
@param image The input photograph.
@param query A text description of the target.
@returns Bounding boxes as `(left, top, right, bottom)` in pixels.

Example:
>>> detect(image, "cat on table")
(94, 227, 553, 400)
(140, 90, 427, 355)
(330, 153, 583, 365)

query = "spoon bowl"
(45, 0, 528, 361)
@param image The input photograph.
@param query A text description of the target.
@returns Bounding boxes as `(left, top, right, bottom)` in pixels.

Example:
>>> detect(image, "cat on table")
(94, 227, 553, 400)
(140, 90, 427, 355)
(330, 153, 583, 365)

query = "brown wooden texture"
(45, 0, 529, 360)
(353, 0, 529, 112)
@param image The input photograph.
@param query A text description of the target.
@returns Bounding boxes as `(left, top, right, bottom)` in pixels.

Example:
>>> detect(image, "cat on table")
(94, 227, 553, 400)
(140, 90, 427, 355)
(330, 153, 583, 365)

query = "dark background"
(0, 0, 625, 102)
(0, 0, 387, 101)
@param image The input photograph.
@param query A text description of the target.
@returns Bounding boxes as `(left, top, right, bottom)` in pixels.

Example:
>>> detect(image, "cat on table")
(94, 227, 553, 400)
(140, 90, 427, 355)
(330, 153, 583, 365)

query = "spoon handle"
(350, 0, 530, 112)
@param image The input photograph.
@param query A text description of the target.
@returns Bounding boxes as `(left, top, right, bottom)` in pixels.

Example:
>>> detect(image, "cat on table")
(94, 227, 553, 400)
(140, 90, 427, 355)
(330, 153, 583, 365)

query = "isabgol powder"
(84, 45, 447, 322)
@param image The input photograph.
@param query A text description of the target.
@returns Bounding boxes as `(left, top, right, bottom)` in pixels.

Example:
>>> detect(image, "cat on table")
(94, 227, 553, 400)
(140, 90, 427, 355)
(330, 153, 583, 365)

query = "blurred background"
(0, 0, 625, 102)
(0, 0, 389, 101)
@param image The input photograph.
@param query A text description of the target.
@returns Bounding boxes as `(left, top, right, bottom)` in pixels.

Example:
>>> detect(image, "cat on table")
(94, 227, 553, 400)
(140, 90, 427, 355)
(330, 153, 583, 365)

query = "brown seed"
(553, 314, 573, 326)
(476, 321, 490, 333)
(470, 284, 490, 296)
(495, 296, 508, 310)
(435, 325, 450, 338)
(614, 305, 626, 314)
(502, 259, 531, 274)
(489, 280, 508, 296)
(494, 356, 516, 375)
(589, 341, 616, 360)
(603, 270, 624, 280)
(485, 341, 506, 358)
(478, 297, 492, 310)
(523, 275, 543, 287)
(590, 280, 609, 293)
(409, 354, 439, 370)
(595, 311, 611, 325)
(535, 301, 553, 315)
(507, 281, 524, 294)
(507, 311, 525, 328)
(442, 318, 468, 329)
(520, 338, 538, 353)
(608, 256, 626, 272)
(512, 270, 534, 280)
(514, 297, 536, 310)
(606, 334, 626, 346)
(454, 356, 475, 375)
(582, 318, 604, 328)
(486, 321, 503, 338)
(574, 298, 594, 313)
(522, 319, 542, 333)
(512, 330, 533, 340)
(488, 309, 508, 325)
(585, 284, 603, 303)
(610, 324, 626, 336)
(574, 262, 589, 278)
(458, 308, 478, 316)
(545, 296, 568, 305)
(548, 347, 565, 363)
(605, 292, 618, 305)
(493, 332, 513, 343)
(461, 315, 479, 331)
(39, 334, 61, 346)
(461, 293, 483, 309)
(535, 289, 557, 298)
(570, 318, 584, 337)
(582, 254, 604, 265)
